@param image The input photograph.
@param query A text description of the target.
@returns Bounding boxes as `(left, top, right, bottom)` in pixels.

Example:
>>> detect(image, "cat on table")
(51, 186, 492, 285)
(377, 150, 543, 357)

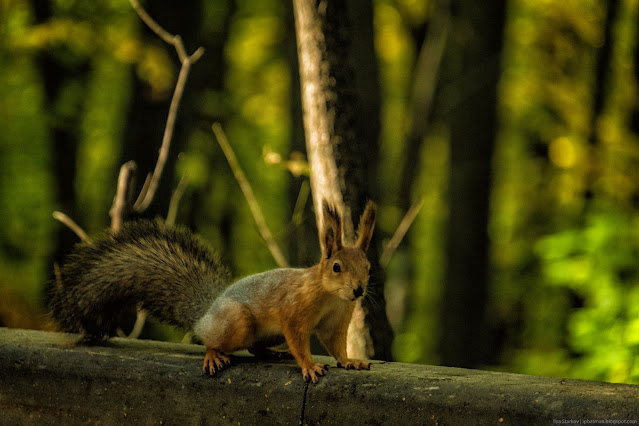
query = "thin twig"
(129, 0, 181, 54)
(134, 61, 197, 211)
(166, 171, 189, 226)
(126, 310, 148, 339)
(52, 211, 92, 244)
(110, 161, 137, 233)
(111, 162, 144, 339)
(292, 179, 310, 226)
(110, 162, 144, 338)
(129, 0, 204, 213)
(212, 122, 290, 268)
(133, 173, 152, 208)
(380, 198, 425, 268)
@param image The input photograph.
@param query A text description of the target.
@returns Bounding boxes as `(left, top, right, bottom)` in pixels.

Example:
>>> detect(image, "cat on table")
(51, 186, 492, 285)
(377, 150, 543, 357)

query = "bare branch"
(380, 198, 425, 268)
(129, 0, 177, 48)
(129, 0, 204, 213)
(212, 123, 290, 268)
(52, 211, 92, 245)
(166, 171, 189, 226)
(134, 61, 195, 212)
(291, 179, 310, 226)
(125, 310, 148, 340)
(132, 173, 152, 208)
(110, 161, 137, 233)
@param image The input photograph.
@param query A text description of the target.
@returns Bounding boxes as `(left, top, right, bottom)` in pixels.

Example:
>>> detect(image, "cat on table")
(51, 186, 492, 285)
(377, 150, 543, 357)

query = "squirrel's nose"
(353, 285, 364, 299)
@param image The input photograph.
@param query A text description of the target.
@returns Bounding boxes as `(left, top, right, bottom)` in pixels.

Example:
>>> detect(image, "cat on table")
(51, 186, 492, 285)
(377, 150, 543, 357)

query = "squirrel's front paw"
(203, 349, 231, 375)
(302, 363, 329, 383)
(336, 359, 371, 370)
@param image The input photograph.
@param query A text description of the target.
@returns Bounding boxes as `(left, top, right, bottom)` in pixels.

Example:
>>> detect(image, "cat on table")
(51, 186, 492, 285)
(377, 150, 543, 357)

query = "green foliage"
(535, 212, 639, 382)
(490, 0, 639, 384)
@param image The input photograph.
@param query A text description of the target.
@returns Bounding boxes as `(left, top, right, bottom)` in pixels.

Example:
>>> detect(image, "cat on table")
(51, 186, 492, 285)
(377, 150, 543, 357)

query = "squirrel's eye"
(333, 262, 341, 273)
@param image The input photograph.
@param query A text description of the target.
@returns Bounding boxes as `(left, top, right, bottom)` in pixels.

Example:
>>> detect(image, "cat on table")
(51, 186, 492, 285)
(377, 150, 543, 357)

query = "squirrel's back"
(50, 220, 230, 338)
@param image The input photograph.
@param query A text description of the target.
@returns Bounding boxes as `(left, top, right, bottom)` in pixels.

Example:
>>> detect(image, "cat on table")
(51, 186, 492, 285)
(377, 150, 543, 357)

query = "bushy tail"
(49, 220, 230, 338)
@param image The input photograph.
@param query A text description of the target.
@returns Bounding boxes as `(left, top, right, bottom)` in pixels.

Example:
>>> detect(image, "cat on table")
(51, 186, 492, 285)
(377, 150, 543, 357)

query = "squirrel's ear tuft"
(322, 199, 342, 258)
(356, 200, 377, 252)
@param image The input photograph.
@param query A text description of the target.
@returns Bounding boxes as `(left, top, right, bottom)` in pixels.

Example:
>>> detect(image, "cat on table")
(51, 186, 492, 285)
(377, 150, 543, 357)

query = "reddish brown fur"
(198, 200, 377, 383)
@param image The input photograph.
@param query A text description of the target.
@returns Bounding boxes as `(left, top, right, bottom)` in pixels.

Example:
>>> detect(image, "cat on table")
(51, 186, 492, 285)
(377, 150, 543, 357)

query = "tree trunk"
(633, 4, 639, 135)
(292, 0, 393, 361)
(344, 0, 394, 361)
(31, 0, 87, 260)
(398, 0, 450, 211)
(439, 0, 505, 368)
(585, 0, 619, 200)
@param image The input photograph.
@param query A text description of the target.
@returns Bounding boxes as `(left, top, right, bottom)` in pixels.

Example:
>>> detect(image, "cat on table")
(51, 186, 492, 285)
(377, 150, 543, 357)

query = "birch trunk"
(292, 0, 393, 360)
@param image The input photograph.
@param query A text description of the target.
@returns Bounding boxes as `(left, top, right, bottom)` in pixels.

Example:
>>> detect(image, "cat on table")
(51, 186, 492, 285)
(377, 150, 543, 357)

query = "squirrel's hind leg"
(198, 301, 256, 375)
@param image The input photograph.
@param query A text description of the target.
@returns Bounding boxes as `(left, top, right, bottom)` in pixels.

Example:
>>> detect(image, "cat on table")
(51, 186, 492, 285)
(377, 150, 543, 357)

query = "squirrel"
(50, 199, 377, 383)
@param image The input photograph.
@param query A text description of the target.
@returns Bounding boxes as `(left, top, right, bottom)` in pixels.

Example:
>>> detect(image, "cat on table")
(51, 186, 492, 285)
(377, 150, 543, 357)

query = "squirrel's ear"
(356, 200, 377, 252)
(322, 200, 342, 258)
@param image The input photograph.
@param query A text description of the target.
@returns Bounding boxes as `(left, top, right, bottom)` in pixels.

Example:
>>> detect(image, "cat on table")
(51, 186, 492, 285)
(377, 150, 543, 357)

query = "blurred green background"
(2, 0, 639, 384)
